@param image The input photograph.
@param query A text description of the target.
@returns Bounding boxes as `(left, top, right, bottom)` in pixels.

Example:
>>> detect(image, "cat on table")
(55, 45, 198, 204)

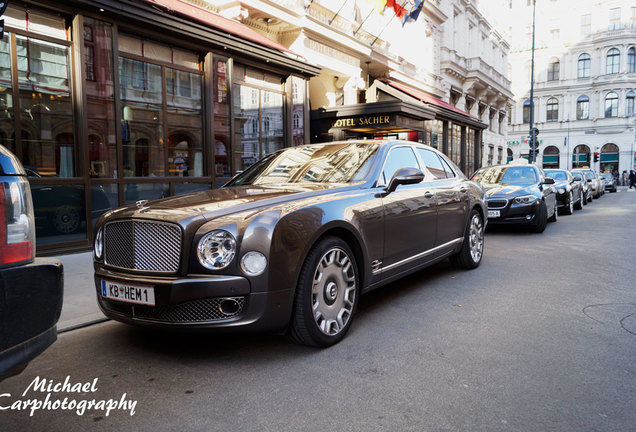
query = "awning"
(379, 78, 478, 120)
(145, 0, 299, 57)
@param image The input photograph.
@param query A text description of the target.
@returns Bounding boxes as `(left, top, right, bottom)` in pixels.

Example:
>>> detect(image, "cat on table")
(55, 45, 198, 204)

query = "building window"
(573, 145, 590, 168)
(578, 53, 591, 78)
(576, 95, 590, 120)
(609, 7, 621, 31)
(628, 47, 635, 73)
(550, 29, 560, 41)
(546, 97, 559, 122)
(523, 100, 532, 123)
(604, 92, 618, 118)
(581, 14, 591, 37)
(84, 25, 95, 82)
(626, 90, 635, 116)
(606, 48, 620, 74)
(547, 58, 560, 81)
(543, 145, 560, 169)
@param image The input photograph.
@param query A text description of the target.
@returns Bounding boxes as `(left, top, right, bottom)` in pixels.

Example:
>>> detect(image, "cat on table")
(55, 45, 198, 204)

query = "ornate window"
(606, 48, 620, 74)
(578, 53, 591, 78)
(576, 95, 589, 120)
(547, 58, 560, 81)
(604, 92, 618, 117)
(523, 100, 532, 123)
(626, 90, 635, 116)
(546, 97, 559, 122)
(628, 47, 635, 73)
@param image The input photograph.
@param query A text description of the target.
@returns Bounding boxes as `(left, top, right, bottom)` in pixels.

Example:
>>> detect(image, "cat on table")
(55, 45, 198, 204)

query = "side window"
(417, 148, 447, 179)
(381, 147, 420, 185)
(438, 155, 457, 178)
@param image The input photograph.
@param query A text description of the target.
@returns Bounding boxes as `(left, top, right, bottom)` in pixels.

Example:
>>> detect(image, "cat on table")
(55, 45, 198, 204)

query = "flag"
(402, 0, 425, 26)
(386, 0, 407, 19)
(366, 0, 387, 14)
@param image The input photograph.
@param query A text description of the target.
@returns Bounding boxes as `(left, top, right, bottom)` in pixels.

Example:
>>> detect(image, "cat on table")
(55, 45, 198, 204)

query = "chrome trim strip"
(372, 237, 463, 275)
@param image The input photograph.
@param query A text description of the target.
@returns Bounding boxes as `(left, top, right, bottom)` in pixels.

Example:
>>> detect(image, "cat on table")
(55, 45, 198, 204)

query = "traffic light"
(594, 152, 599, 162)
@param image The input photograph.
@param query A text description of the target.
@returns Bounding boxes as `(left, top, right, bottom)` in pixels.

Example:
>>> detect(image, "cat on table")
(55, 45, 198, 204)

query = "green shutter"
(543, 155, 559, 163)
(600, 153, 618, 162)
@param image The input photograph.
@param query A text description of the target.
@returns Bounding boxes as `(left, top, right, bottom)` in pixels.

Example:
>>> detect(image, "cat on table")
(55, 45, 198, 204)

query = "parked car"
(471, 162, 557, 233)
(93, 140, 486, 347)
(0, 145, 64, 381)
(573, 169, 602, 198)
(600, 173, 617, 193)
(544, 169, 584, 214)
(570, 171, 591, 204)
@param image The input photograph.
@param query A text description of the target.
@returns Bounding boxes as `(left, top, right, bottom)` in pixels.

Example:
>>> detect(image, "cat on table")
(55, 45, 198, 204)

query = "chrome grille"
(104, 220, 182, 272)
(102, 297, 245, 323)
(487, 199, 508, 209)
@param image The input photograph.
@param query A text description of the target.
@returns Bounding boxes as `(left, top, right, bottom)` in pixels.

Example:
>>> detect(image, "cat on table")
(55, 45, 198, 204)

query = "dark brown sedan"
(93, 140, 486, 347)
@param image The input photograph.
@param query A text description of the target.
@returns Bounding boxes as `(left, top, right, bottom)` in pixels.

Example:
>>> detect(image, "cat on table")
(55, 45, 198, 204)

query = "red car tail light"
(0, 177, 35, 267)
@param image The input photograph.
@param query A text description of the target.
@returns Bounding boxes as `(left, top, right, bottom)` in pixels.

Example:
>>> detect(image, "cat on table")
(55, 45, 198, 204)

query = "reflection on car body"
(93, 140, 487, 347)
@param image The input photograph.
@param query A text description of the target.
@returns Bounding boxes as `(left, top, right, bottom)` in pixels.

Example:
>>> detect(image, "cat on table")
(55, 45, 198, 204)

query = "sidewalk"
(54, 251, 106, 331)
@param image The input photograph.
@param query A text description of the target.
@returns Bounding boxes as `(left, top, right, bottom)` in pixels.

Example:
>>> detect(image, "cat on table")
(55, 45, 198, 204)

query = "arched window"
(606, 48, 620, 74)
(573, 144, 590, 168)
(507, 148, 513, 163)
(604, 92, 618, 117)
(547, 58, 560, 81)
(628, 47, 636, 73)
(546, 97, 559, 121)
(600, 143, 619, 173)
(627, 90, 635, 116)
(578, 53, 591, 78)
(543, 145, 560, 168)
(576, 95, 590, 120)
(523, 99, 532, 123)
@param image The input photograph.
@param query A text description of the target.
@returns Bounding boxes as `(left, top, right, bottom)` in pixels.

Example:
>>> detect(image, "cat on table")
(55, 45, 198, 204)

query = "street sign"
(531, 127, 539, 137)
(0, 1, 8, 16)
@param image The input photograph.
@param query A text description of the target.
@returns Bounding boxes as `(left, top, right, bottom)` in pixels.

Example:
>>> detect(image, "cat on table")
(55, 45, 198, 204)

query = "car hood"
(103, 183, 354, 225)
(483, 184, 535, 197)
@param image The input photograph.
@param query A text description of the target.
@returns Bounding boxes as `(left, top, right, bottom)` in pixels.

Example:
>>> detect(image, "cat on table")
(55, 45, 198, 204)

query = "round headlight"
(94, 228, 103, 259)
(558, 188, 566, 194)
(197, 230, 236, 270)
(240, 251, 268, 276)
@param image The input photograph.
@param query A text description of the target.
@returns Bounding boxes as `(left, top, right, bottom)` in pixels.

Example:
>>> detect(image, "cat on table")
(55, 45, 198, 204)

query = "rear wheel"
(450, 210, 484, 269)
(288, 237, 359, 347)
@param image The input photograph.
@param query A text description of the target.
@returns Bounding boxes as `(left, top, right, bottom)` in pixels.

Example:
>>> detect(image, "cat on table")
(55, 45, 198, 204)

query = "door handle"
(424, 191, 434, 199)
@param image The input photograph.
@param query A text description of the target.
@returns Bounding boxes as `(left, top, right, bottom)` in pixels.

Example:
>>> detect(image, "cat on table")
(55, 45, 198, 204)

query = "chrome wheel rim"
(469, 214, 484, 263)
(312, 247, 356, 336)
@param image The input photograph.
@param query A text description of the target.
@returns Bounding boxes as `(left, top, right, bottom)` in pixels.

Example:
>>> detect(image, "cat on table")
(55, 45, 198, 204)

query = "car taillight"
(0, 177, 35, 267)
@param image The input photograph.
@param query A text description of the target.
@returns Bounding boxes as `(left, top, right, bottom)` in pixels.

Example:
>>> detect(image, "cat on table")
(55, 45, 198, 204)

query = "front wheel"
(530, 200, 548, 233)
(563, 192, 574, 215)
(288, 237, 359, 347)
(575, 190, 583, 210)
(450, 210, 484, 269)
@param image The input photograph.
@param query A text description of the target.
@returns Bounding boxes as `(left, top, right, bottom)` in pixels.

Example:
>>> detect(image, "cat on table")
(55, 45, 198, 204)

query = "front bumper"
(0, 258, 64, 380)
(486, 199, 541, 225)
(94, 268, 292, 332)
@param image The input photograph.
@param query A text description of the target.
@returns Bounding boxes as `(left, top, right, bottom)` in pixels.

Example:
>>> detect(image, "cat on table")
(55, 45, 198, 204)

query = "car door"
(415, 148, 469, 250)
(538, 168, 557, 214)
(379, 146, 438, 277)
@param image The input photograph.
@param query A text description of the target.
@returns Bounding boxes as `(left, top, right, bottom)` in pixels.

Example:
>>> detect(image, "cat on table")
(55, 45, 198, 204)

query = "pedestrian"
(622, 170, 628, 186)
(630, 170, 636, 189)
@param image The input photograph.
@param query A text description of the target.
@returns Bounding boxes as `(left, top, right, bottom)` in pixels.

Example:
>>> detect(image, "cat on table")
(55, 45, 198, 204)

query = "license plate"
(488, 210, 501, 218)
(101, 280, 155, 306)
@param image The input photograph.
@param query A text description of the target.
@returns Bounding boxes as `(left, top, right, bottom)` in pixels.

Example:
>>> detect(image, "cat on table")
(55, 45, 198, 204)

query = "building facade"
(211, 0, 512, 175)
(507, 0, 636, 174)
(0, 0, 319, 252)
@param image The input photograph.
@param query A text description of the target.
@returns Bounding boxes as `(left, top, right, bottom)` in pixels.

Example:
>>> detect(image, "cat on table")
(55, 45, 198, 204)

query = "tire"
(450, 210, 484, 270)
(563, 192, 574, 215)
(530, 200, 548, 233)
(548, 200, 558, 222)
(288, 237, 359, 347)
(575, 190, 583, 210)
(53, 205, 81, 234)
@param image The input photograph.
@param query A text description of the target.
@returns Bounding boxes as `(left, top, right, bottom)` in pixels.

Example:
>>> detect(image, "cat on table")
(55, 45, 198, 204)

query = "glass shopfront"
(1, 3, 313, 252)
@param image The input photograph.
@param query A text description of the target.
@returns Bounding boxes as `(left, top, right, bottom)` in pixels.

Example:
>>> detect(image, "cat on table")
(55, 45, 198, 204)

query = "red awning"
(379, 78, 477, 120)
(144, 0, 298, 56)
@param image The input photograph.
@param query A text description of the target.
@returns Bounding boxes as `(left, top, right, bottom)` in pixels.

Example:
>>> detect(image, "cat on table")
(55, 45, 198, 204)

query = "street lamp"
(566, 118, 570, 170)
(528, 0, 537, 164)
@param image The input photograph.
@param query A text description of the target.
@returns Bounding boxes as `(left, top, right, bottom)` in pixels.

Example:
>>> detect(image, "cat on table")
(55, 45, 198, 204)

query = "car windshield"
(583, 172, 594, 180)
(545, 170, 568, 180)
(226, 143, 379, 186)
(600, 173, 612, 180)
(572, 173, 583, 181)
(472, 166, 538, 185)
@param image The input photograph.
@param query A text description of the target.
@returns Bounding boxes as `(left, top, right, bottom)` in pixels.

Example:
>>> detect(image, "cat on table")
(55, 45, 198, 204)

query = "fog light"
(526, 214, 532, 220)
(240, 251, 267, 276)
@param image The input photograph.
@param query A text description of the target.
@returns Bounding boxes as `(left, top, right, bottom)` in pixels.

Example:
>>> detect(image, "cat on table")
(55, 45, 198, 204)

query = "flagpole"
(371, 0, 409, 45)
(329, 0, 352, 25)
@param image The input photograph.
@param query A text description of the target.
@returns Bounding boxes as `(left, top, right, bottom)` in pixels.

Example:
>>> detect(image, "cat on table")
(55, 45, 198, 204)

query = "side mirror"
(386, 167, 425, 193)
(544, 177, 555, 185)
